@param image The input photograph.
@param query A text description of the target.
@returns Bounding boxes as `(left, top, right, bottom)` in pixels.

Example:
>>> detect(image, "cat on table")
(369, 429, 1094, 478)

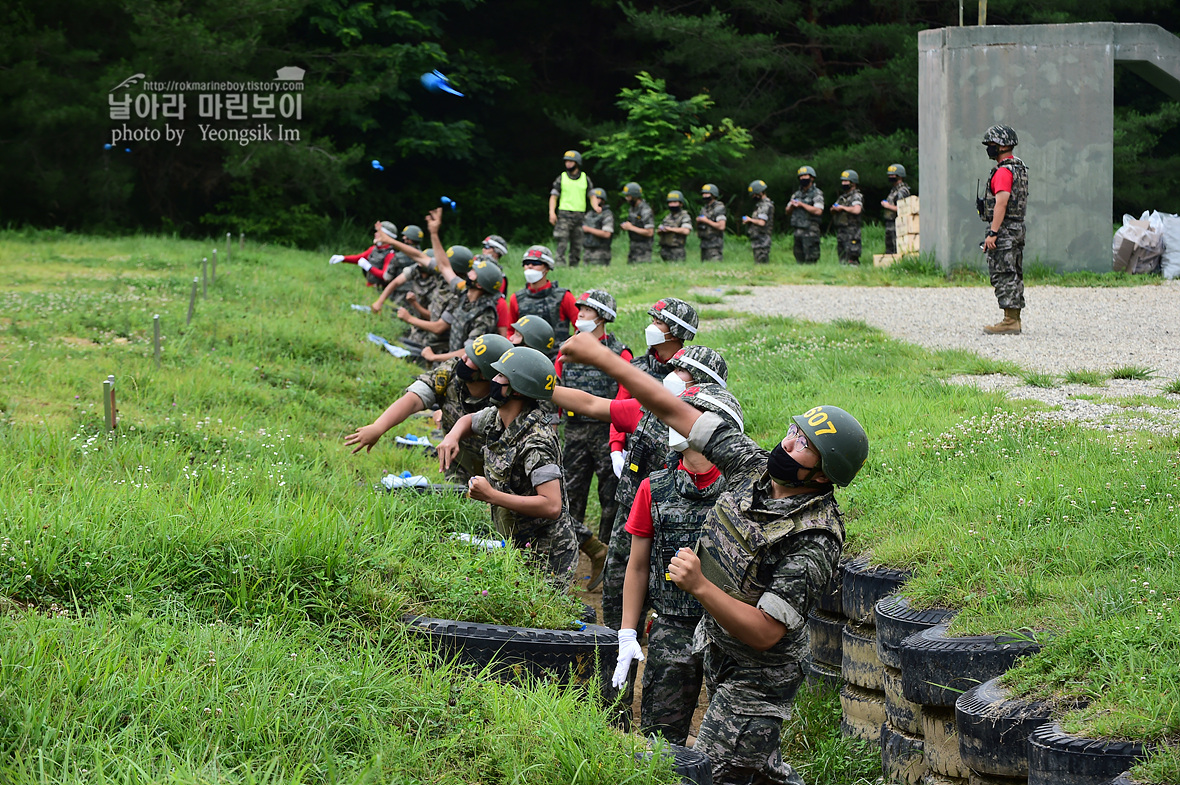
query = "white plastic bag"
(1113, 211, 1164, 274)
(1160, 213, 1180, 280)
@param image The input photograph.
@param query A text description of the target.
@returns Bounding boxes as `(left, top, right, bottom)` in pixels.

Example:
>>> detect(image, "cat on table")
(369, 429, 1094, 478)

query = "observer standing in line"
(548, 149, 600, 267)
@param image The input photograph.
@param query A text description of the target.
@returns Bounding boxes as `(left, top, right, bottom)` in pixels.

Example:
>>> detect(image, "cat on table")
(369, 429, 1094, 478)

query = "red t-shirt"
(609, 398, 644, 436)
(624, 461, 723, 538)
(495, 295, 510, 329)
(507, 281, 580, 325)
(990, 165, 1013, 195)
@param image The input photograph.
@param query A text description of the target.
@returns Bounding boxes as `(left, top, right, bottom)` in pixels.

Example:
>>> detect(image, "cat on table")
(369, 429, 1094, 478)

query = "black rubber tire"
(968, 774, 1028, 785)
(842, 557, 911, 622)
(882, 720, 929, 785)
(883, 665, 924, 736)
(404, 616, 618, 701)
(1105, 773, 1142, 785)
(839, 683, 888, 743)
(841, 619, 885, 691)
(875, 594, 957, 670)
(923, 705, 971, 779)
(579, 601, 598, 625)
(816, 558, 847, 615)
(922, 776, 968, 785)
(807, 609, 845, 666)
(899, 624, 1042, 708)
(807, 657, 843, 690)
(639, 742, 713, 785)
(1028, 723, 1150, 785)
(955, 676, 1054, 777)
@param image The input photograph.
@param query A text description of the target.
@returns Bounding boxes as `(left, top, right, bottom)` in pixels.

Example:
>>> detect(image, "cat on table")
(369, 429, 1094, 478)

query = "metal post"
(153, 314, 161, 368)
(959, 0, 964, 25)
(978, 0, 987, 25)
(187, 277, 198, 325)
(108, 375, 117, 431)
(239, 231, 244, 250)
(226, 232, 231, 264)
(102, 377, 112, 430)
(211, 248, 217, 285)
(202, 257, 208, 298)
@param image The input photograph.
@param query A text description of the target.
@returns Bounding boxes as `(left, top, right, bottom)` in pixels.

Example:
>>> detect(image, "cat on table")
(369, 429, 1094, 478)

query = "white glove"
(612, 628, 644, 689)
(611, 450, 626, 478)
(328, 254, 345, 265)
(358, 259, 373, 272)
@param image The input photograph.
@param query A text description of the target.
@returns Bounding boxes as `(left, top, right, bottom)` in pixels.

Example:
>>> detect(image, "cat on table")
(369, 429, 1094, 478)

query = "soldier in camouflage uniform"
(437, 257, 504, 360)
(657, 190, 693, 261)
(881, 164, 911, 254)
(785, 166, 824, 264)
(830, 169, 864, 265)
(581, 188, 614, 265)
(980, 124, 1029, 335)
(743, 180, 774, 264)
(508, 245, 578, 347)
(346, 333, 511, 483)
(330, 221, 402, 286)
(549, 150, 598, 267)
(614, 384, 744, 746)
(439, 346, 579, 591)
(557, 329, 871, 785)
(386, 244, 476, 365)
(696, 183, 727, 262)
(619, 182, 655, 263)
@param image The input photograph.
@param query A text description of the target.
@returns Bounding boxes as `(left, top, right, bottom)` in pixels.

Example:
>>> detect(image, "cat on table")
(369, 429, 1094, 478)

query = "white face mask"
(645, 323, 668, 347)
(523, 268, 545, 284)
(575, 318, 598, 334)
(663, 371, 687, 396)
(667, 426, 689, 453)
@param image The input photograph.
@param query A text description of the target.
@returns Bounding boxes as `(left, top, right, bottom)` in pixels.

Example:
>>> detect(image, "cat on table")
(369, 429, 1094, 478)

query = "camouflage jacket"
(560, 332, 630, 424)
(884, 181, 911, 223)
(696, 200, 727, 246)
(832, 188, 864, 230)
(406, 357, 490, 477)
(627, 200, 655, 236)
(788, 185, 824, 232)
(747, 198, 774, 241)
(583, 207, 614, 250)
(658, 209, 693, 249)
(443, 292, 500, 354)
(473, 405, 572, 542)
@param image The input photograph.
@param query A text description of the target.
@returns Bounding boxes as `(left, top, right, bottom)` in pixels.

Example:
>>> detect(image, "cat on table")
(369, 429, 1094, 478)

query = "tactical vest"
(659, 211, 690, 248)
(984, 157, 1029, 224)
(632, 351, 675, 382)
(561, 333, 629, 423)
(748, 198, 774, 239)
(698, 202, 726, 245)
(885, 182, 911, 224)
(447, 293, 500, 353)
(649, 466, 726, 618)
(557, 171, 589, 213)
(583, 208, 613, 249)
(612, 410, 671, 528)
(789, 187, 822, 231)
(832, 189, 862, 230)
(694, 490, 844, 607)
(364, 244, 395, 285)
(483, 406, 562, 541)
(515, 284, 571, 341)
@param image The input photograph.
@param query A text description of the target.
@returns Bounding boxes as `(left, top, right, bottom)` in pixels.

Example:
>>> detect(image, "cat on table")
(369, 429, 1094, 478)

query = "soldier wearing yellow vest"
(548, 150, 600, 267)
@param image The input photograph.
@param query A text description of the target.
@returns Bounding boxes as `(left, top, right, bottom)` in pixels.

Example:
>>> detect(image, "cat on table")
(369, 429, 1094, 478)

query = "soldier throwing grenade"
(978, 124, 1029, 335)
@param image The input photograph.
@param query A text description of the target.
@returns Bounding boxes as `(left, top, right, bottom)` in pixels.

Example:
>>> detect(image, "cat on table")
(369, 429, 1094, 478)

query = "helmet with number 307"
(791, 405, 869, 486)
(464, 333, 513, 380)
(491, 346, 558, 400)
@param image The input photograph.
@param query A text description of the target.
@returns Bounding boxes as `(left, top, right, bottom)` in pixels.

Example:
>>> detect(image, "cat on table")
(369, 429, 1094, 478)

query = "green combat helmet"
(446, 245, 474, 277)
(576, 290, 617, 322)
(840, 169, 859, 184)
(886, 164, 907, 178)
(401, 225, 424, 244)
(621, 182, 643, 198)
(511, 315, 556, 354)
(563, 150, 583, 166)
(670, 345, 728, 387)
(700, 183, 720, 199)
(470, 257, 504, 293)
(591, 187, 608, 202)
(464, 333, 513, 379)
(666, 190, 686, 203)
(491, 346, 558, 400)
(522, 244, 557, 270)
(747, 180, 768, 195)
(649, 297, 698, 341)
(797, 166, 817, 179)
(792, 405, 869, 486)
(680, 383, 744, 432)
(982, 124, 1018, 147)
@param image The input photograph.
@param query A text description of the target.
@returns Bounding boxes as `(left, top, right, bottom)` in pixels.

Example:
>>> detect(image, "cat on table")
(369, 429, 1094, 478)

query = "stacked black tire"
(837, 559, 910, 743)
(805, 559, 847, 688)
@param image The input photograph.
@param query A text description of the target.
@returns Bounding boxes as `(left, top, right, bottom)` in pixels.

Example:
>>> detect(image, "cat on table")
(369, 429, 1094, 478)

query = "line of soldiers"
(334, 204, 872, 785)
(550, 150, 914, 267)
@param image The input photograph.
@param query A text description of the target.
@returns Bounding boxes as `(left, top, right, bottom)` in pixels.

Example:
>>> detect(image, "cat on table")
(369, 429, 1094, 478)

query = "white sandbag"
(1160, 212, 1180, 280)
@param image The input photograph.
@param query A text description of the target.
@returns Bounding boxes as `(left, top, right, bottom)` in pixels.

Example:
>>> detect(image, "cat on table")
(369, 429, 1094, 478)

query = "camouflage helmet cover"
(982, 124, 1018, 147)
(648, 297, 698, 341)
(670, 345, 728, 387)
(680, 383, 744, 432)
(378, 221, 398, 240)
(522, 244, 556, 270)
(482, 234, 508, 256)
(576, 289, 617, 322)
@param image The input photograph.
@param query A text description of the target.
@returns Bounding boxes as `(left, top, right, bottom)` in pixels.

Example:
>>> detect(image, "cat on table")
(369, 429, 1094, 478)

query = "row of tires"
(807, 558, 1153, 785)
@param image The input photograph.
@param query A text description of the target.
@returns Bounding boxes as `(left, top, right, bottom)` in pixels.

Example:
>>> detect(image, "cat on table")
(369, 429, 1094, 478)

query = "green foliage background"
(1, 0, 1178, 246)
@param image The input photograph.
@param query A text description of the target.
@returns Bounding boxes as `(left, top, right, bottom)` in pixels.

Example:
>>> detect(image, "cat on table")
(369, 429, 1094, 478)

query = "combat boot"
(581, 535, 608, 590)
(983, 308, 1022, 335)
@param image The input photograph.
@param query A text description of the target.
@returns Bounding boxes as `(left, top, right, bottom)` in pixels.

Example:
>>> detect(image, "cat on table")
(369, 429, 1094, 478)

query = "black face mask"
(888, 177, 899, 185)
(701, 195, 713, 203)
(798, 179, 811, 190)
(986, 143, 1001, 160)
(767, 443, 822, 487)
(490, 382, 513, 407)
(456, 361, 479, 382)
(670, 205, 682, 213)
(841, 183, 852, 192)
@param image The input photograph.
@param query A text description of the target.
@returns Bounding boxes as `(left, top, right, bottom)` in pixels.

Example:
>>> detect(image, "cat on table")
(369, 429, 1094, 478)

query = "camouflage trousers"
(792, 231, 820, 264)
(640, 614, 703, 745)
(836, 226, 861, 265)
(751, 238, 772, 264)
(694, 641, 808, 785)
(700, 243, 724, 262)
(583, 247, 612, 266)
(884, 222, 897, 254)
(987, 226, 1026, 310)
(553, 210, 585, 267)
(659, 244, 687, 262)
(627, 238, 653, 263)
(563, 421, 619, 543)
(513, 518, 579, 592)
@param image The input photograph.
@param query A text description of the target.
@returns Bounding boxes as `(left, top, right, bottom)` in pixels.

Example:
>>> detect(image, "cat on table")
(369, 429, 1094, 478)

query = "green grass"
(1109, 365, 1156, 381)
(1166, 379, 1180, 395)
(1063, 368, 1108, 386)
(781, 683, 880, 785)
(1022, 372, 1059, 389)
(1, 230, 1177, 783)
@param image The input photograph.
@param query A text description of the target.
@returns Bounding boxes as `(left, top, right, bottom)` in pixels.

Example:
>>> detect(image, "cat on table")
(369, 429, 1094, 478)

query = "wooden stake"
(103, 375, 116, 431)
(187, 277, 198, 325)
(153, 314, 161, 368)
(226, 232, 231, 264)
(202, 257, 208, 298)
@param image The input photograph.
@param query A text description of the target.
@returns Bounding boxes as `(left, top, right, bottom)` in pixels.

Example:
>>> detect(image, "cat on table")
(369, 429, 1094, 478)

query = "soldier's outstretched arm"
(550, 386, 612, 422)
